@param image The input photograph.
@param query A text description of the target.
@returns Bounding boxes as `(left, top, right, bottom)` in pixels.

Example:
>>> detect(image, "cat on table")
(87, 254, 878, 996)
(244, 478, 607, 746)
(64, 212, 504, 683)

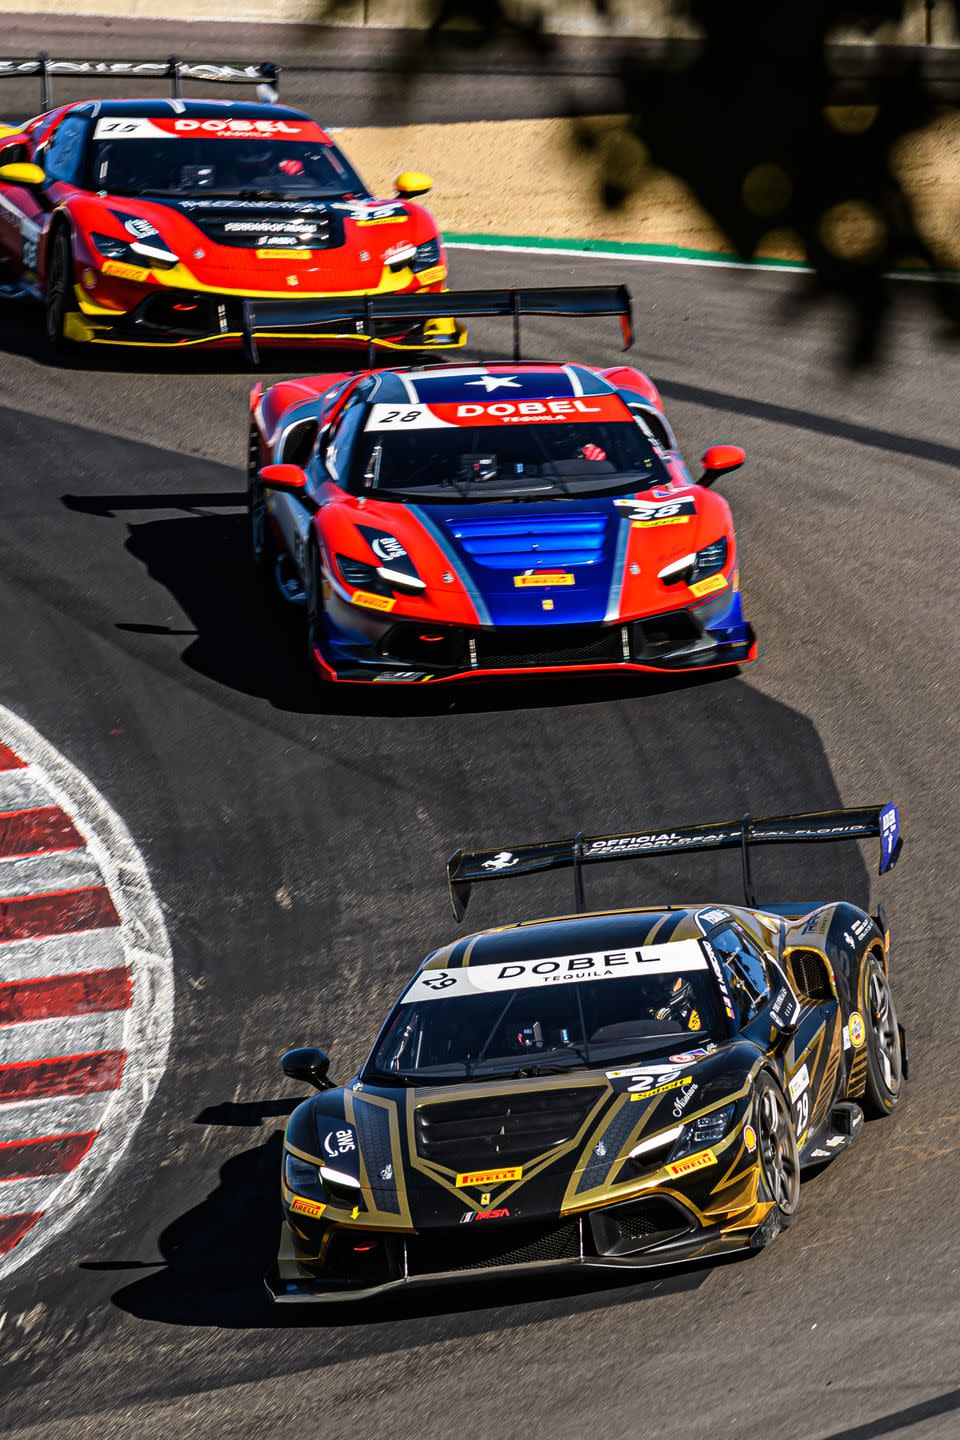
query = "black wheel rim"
(307, 548, 323, 655)
(46, 238, 66, 342)
(250, 482, 266, 563)
(868, 962, 901, 1095)
(758, 1085, 800, 1215)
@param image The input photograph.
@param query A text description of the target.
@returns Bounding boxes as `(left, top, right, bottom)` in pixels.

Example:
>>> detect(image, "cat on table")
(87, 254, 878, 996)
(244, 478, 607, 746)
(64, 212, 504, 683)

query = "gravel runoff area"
(339, 110, 960, 269)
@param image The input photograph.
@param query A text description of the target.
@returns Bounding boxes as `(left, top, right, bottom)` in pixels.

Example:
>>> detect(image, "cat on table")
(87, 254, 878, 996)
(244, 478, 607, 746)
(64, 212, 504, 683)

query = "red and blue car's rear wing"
(0, 55, 281, 110)
(446, 804, 902, 919)
(240, 284, 633, 366)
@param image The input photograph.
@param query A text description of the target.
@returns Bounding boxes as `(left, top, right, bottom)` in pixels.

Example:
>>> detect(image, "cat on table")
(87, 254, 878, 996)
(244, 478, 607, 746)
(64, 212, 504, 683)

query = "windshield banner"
(402, 938, 707, 1004)
(364, 396, 630, 432)
(93, 117, 330, 142)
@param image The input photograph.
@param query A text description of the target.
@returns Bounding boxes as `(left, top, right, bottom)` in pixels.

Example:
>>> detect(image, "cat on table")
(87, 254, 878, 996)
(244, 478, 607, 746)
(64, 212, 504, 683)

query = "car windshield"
(364, 941, 726, 1085)
(88, 137, 364, 199)
(351, 410, 669, 501)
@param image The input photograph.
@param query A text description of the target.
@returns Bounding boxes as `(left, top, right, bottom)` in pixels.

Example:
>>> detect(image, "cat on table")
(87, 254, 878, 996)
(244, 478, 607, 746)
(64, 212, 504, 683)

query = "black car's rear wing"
(240, 284, 633, 367)
(0, 55, 281, 111)
(446, 804, 902, 919)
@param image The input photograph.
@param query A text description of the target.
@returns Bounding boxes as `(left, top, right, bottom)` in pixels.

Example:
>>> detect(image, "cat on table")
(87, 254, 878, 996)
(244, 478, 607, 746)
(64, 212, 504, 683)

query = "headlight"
(95, 213, 178, 269)
(284, 1150, 321, 1191)
(658, 537, 729, 586)
(410, 237, 442, 273)
(337, 543, 426, 595)
(669, 1103, 736, 1160)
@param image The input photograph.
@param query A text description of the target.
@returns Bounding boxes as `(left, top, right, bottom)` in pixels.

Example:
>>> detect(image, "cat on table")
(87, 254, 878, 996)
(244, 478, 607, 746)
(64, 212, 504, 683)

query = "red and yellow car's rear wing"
(239, 284, 634, 366)
(447, 805, 902, 919)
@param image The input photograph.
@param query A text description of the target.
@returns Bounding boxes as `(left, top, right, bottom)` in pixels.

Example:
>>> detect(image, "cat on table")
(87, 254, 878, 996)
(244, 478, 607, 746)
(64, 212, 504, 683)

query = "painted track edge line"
(442, 233, 959, 283)
(0, 705, 174, 1283)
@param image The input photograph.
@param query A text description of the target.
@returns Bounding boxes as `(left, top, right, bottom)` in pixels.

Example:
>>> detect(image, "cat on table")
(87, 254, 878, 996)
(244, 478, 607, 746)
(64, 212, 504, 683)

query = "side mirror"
(699, 444, 746, 487)
(394, 169, 433, 200)
(260, 462, 308, 494)
(0, 162, 46, 187)
(281, 1046, 334, 1090)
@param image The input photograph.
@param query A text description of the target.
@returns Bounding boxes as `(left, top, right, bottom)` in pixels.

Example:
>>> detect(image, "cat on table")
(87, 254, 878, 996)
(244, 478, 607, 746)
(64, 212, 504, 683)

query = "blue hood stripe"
(409, 505, 494, 626)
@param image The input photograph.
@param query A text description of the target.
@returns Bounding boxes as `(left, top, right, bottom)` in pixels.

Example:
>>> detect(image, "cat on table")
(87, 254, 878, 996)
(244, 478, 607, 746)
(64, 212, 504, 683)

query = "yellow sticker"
(290, 1195, 326, 1219)
(415, 264, 447, 285)
(356, 216, 407, 226)
(351, 589, 396, 612)
(629, 1075, 692, 1101)
(101, 259, 150, 283)
(513, 572, 575, 588)
(688, 572, 728, 598)
(743, 1125, 757, 1153)
(664, 1148, 717, 1177)
(849, 1011, 866, 1047)
(256, 248, 312, 260)
(455, 1166, 522, 1188)
(631, 516, 691, 528)
(542, 599, 554, 611)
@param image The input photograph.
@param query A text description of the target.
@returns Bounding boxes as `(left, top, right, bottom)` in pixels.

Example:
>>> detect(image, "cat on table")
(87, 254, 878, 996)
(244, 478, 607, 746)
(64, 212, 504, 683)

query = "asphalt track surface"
(0, 240, 959, 1439)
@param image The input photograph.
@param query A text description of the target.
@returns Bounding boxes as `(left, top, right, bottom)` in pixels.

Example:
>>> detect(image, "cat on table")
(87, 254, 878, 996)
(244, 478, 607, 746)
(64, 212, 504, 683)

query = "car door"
(0, 112, 88, 286)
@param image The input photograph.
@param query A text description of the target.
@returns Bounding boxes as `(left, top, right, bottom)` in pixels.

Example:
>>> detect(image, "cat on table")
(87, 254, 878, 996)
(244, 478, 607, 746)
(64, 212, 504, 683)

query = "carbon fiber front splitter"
(266, 1222, 757, 1303)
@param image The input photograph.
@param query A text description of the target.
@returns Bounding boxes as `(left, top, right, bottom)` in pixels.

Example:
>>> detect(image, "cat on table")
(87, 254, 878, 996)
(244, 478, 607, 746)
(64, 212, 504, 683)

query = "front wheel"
(305, 543, 328, 676)
(860, 955, 903, 1118)
(45, 227, 76, 355)
(755, 1072, 800, 1227)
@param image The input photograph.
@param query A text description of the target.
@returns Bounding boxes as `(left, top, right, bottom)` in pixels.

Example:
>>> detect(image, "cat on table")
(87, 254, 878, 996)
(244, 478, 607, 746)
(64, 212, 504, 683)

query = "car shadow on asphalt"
(105, 1097, 717, 1336)
(61, 488, 744, 719)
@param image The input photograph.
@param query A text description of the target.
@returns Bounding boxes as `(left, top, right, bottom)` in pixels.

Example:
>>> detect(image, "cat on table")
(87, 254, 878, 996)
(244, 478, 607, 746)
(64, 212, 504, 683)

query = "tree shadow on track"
(107, 1096, 715, 1336)
(62, 490, 745, 719)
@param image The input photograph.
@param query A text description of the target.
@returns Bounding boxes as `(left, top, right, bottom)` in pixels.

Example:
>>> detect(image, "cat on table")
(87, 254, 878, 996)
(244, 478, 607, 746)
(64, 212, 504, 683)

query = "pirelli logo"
(455, 1166, 522, 1188)
(664, 1149, 717, 1177)
(290, 1195, 327, 1219)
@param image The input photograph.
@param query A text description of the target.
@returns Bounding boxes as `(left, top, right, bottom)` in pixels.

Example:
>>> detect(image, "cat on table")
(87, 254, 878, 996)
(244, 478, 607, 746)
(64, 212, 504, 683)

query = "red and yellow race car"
(0, 57, 457, 357)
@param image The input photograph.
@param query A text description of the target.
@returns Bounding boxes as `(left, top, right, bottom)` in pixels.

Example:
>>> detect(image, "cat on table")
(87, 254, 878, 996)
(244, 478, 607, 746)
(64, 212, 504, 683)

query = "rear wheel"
(861, 955, 903, 1118)
(756, 1073, 800, 1226)
(45, 227, 76, 354)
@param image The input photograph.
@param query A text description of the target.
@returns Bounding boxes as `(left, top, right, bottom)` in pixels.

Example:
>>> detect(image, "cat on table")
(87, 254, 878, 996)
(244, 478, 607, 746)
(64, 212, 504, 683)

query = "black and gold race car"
(269, 805, 906, 1303)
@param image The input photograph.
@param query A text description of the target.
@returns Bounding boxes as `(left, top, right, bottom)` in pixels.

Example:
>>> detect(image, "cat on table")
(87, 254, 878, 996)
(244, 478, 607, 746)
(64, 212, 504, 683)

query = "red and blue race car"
(0, 57, 456, 357)
(248, 286, 756, 684)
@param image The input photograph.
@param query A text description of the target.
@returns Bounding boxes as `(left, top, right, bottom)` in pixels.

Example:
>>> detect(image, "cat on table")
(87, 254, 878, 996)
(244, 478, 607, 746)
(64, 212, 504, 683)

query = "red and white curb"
(0, 705, 173, 1281)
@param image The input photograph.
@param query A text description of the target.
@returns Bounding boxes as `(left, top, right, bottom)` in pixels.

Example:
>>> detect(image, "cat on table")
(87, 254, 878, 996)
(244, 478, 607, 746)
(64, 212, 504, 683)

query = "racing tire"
(249, 475, 276, 578)
(45, 227, 77, 356)
(305, 541, 329, 679)
(860, 954, 903, 1118)
(755, 1072, 800, 1228)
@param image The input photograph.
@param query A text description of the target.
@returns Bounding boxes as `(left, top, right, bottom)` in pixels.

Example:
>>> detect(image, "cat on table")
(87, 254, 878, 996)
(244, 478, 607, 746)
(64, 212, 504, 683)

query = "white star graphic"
(464, 374, 523, 392)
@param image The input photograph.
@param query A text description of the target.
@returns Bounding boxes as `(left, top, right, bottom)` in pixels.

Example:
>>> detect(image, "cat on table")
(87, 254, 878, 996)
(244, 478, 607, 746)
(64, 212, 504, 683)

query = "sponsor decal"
(629, 1075, 692, 1102)
(615, 497, 696, 527)
(672, 1082, 699, 1117)
(481, 850, 518, 871)
(350, 589, 396, 612)
(371, 535, 407, 563)
(403, 939, 708, 1004)
(810, 1147, 831, 1158)
(513, 571, 575, 588)
(290, 1195, 326, 1219)
(879, 803, 899, 870)
(826, 1135, 845, 1149)
(703, 941, 737, 1021)
(769, 978, 802, 1029)
(687, 1009, 701, 1031)
(256, 247, 312, 259)
(477, 1208, 510, 1220)
(842, 1025, 851, 1050)
(665, 1149, 717, 1177)
(101, 259, 151, 282)
(356, 215, 407, 226)
(851, 916, 872, 940)
(542, 599, 555, 611)
(372, 671, 433, 683)
(323, 1128, 356, 1158)
(849, 1011, 866, 1048)
(415, 264, 447, 285)
(689, 573, 728, 598)
(698, 908, 730, 927)
(668, 1047, 714, 1064)
(743, 1124, 757, 1153)
(93, 116, 327, 140)
(380, 1164, 393, 1181)
(455, 1166, 522, 1188)
(788, 1064, 810, 1103)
